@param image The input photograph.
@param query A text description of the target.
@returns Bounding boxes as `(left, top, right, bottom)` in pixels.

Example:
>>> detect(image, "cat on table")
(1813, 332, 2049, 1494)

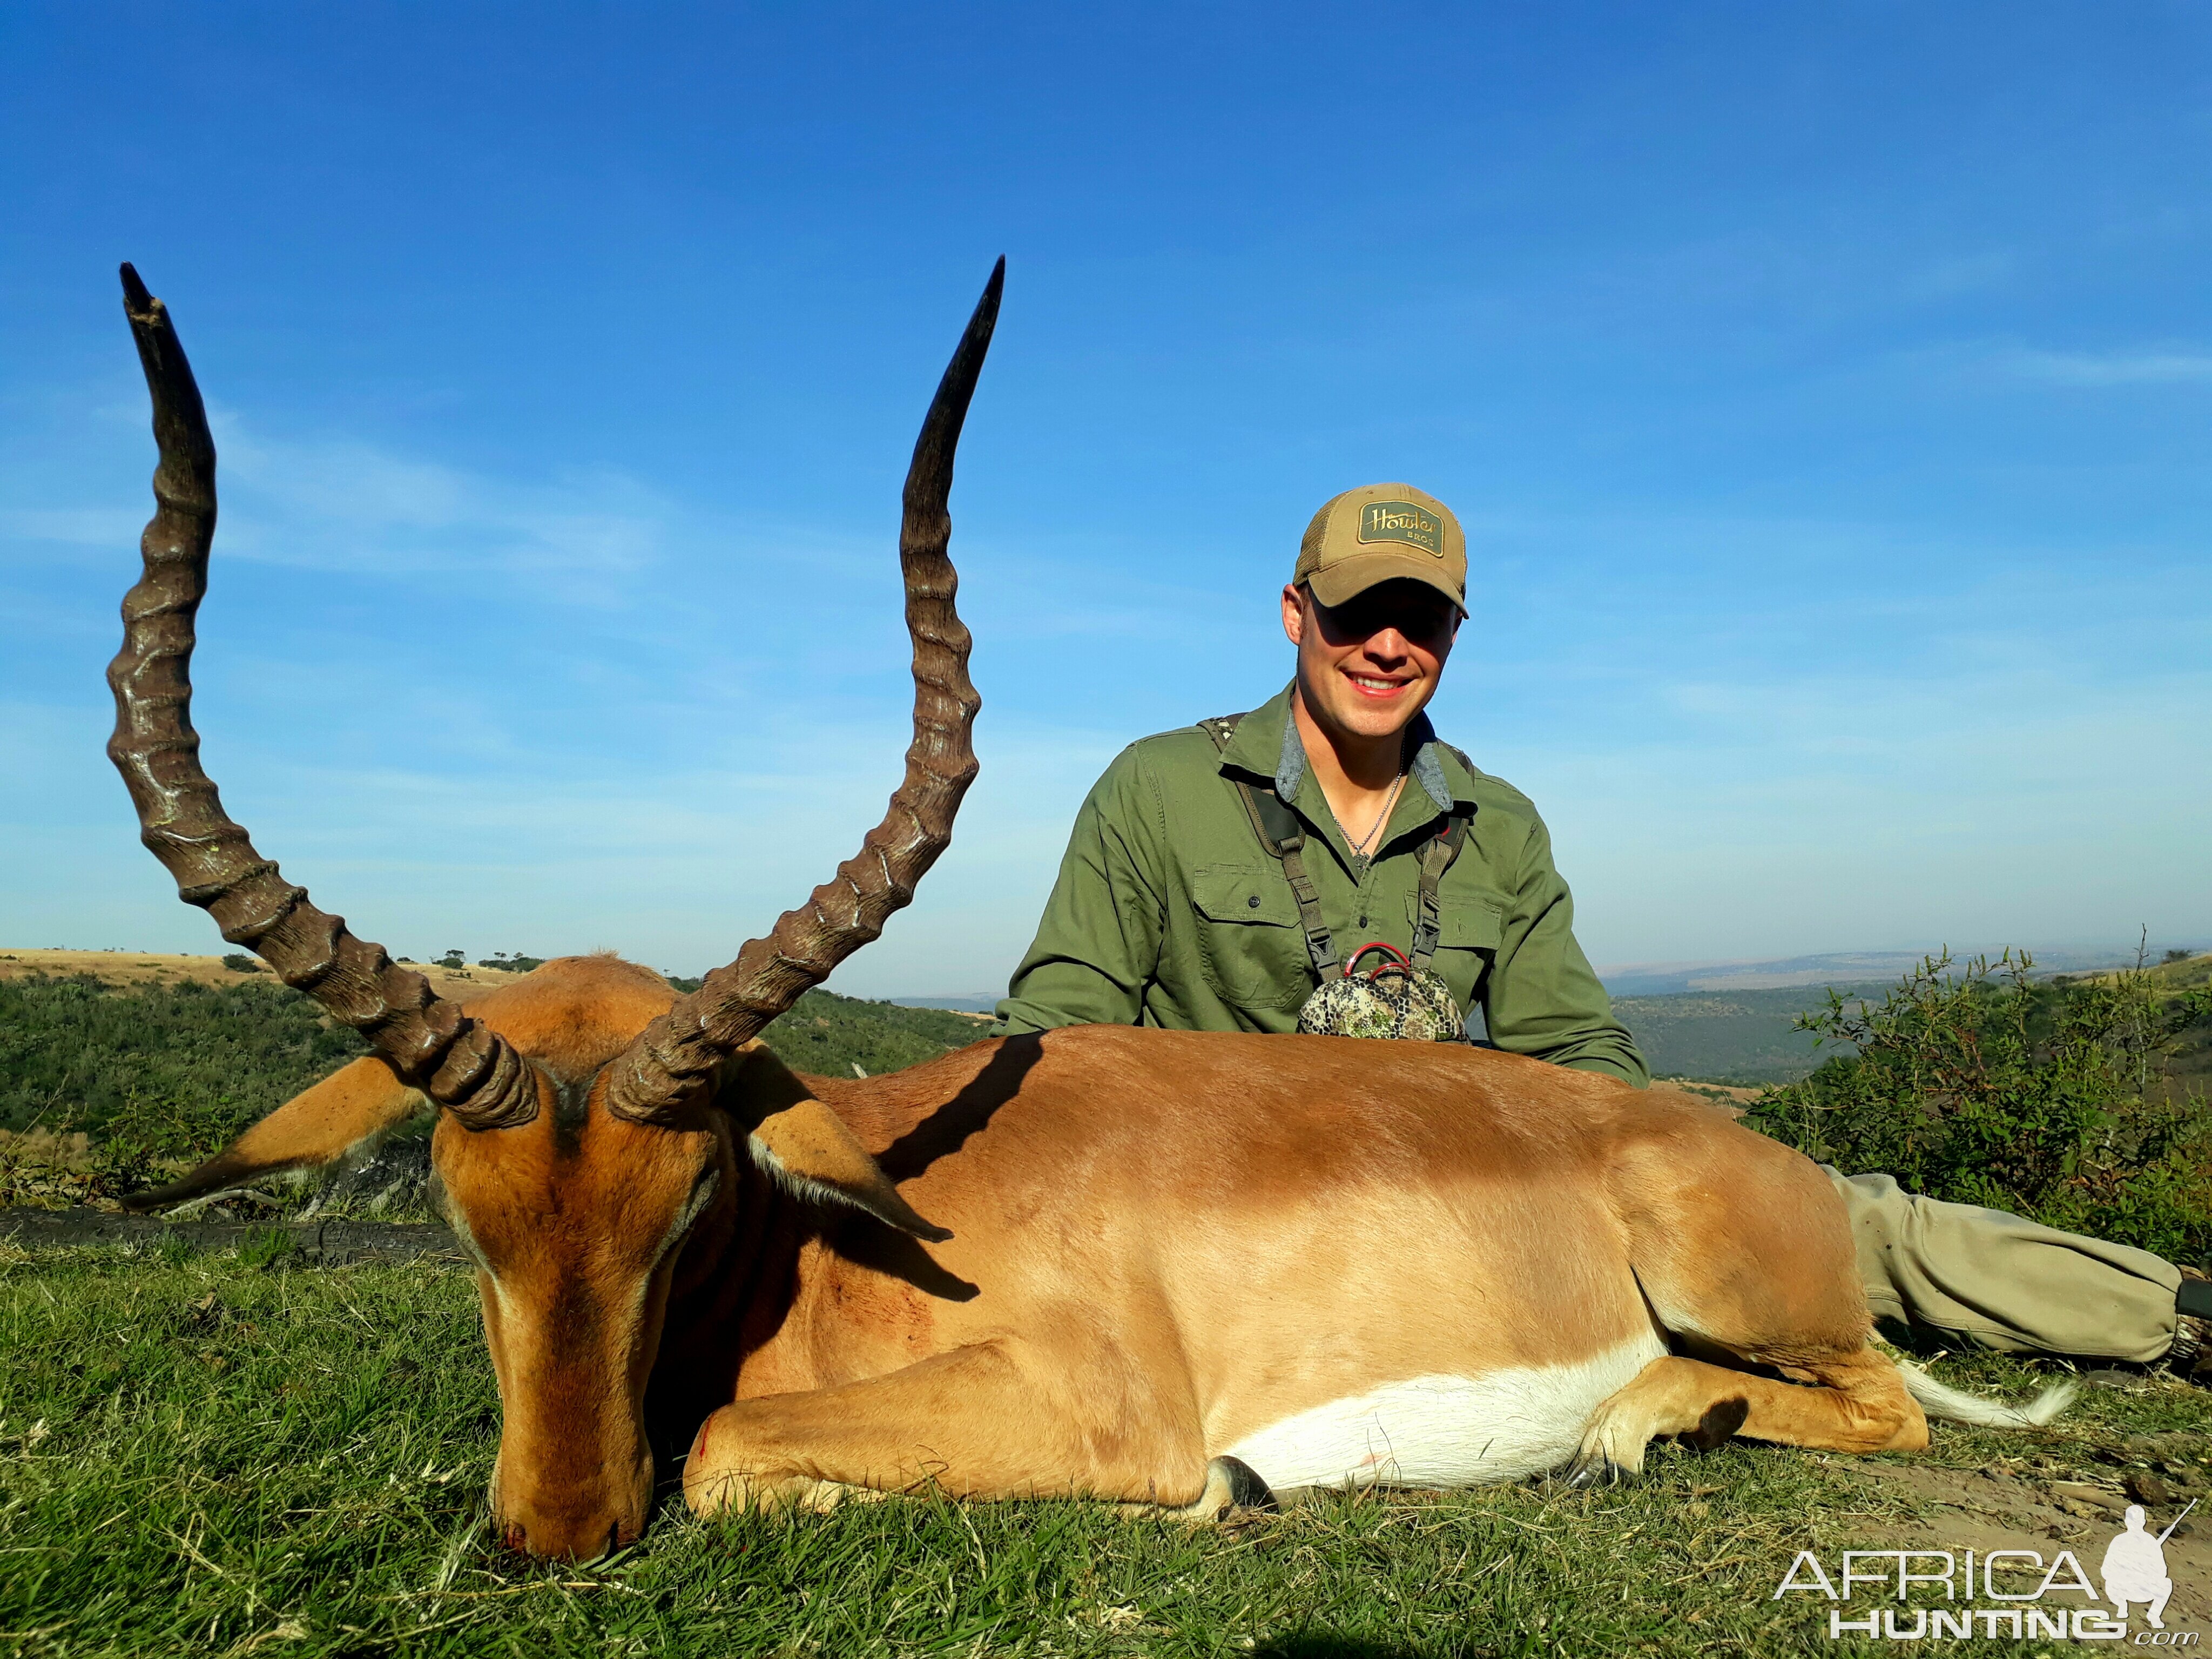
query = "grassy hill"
(1614, 953, 2212, 1088)
(0, 966, 986, 1158)
(0, 974, 369, 1149)
(676, 980, 990, 1078)
(7, 947, 2201, 1161)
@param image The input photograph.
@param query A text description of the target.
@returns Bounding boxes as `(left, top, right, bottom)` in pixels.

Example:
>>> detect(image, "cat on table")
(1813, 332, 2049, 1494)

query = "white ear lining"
(745, 1132, 879, 1222)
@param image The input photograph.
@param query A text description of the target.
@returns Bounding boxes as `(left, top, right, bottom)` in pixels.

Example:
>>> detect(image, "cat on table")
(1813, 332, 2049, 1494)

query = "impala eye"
(659, 1165, 723, 1263)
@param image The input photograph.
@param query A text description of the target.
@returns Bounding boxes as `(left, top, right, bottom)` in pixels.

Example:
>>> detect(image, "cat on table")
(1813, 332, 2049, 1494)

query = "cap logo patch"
(1357, 500, 1445, 557)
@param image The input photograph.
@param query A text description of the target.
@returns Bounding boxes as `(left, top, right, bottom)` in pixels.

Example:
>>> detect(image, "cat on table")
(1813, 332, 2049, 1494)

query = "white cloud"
(204, 413, 677, 598)
(1996, 347, 2212, 386)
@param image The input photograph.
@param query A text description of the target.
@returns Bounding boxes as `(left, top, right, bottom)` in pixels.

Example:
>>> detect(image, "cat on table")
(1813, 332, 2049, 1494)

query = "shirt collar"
(1219, 682, 1471, 814)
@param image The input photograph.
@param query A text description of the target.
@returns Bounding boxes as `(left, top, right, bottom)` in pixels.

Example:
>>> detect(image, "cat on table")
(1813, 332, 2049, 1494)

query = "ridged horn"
(105, 263, 537, 1130)
(605, 258, 1002, 1123)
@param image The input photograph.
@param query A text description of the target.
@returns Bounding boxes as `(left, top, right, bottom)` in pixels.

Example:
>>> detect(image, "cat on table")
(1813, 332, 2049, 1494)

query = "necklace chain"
(1340, 770, 1406, 859)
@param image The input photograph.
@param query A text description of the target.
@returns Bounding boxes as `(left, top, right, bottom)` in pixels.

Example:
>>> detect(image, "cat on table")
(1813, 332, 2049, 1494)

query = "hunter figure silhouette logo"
(1770, 1495, 2199, 1640)
(2102, 1500, 2193, 1630)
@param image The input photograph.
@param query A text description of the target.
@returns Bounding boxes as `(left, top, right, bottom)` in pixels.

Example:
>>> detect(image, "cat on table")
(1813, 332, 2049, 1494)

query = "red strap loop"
(1346, 941, 1413, 980)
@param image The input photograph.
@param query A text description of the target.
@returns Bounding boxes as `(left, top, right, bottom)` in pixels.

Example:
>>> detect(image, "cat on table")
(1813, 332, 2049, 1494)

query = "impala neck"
(647, 1142, 805, 1439)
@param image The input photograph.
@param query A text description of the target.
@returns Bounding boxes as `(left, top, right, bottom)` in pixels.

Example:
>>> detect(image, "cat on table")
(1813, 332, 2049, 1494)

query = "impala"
(111, 262, 2068, 1561)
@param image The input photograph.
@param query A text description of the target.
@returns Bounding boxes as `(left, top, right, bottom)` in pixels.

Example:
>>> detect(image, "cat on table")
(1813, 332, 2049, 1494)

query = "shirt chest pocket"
(1189, 864, 1313, 1012)
(1404, 888, 1505, 1014)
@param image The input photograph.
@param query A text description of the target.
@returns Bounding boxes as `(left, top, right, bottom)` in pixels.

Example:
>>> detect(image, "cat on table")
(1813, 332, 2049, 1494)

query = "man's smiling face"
(1282, 577, 1461, 744)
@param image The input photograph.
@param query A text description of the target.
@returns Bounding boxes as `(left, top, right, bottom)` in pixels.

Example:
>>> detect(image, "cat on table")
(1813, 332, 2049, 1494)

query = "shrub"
(0, 974, 368, 1152)
(1745, 951, 2212, 1262)
(220, 954, 260, 974)
(0, 974, 981, 1198)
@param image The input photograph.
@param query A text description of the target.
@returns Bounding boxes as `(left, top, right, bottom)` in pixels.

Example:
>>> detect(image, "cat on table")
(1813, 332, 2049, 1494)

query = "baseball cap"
(1292, 483, 1467, 613)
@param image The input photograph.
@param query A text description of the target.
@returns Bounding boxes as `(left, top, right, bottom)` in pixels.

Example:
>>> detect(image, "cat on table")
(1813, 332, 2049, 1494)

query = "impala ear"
(122, 1056, 427, 1212)
(724, 1046, 952, 1244)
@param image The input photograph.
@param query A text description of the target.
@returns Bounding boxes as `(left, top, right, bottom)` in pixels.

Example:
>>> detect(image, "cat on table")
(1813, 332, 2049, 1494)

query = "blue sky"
(4, 3, 2209, 995)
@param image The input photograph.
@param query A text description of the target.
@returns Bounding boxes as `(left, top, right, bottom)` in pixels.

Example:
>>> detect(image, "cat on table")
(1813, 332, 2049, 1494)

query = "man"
(997, 482, 2209, 1371)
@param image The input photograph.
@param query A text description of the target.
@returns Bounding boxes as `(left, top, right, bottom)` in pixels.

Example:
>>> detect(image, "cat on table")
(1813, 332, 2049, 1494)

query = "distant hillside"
(1609, 985, 1887, 1085)
(0, 961, 987, 1154)
(1614, 949, 2212, 1089)
(1600, 944, 2204, 997)
(9, 947, 2196, 1156)
(755, 989, 990, 1077)
(0, 972, 371, 1145)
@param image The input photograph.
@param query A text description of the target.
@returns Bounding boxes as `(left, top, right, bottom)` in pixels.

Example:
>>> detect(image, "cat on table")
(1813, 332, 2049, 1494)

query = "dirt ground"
(1856, 1440, 2212, 1624)
(0, 946, 523, 1001)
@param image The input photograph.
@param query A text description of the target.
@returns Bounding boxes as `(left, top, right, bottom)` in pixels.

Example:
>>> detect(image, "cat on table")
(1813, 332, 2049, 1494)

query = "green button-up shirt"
(995, 685, 1649, 1087)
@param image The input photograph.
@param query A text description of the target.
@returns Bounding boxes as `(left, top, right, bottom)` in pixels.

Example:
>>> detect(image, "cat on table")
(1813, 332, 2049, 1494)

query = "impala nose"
(500, 1509, 635, 1562)
(493, 1433, 655, 1558)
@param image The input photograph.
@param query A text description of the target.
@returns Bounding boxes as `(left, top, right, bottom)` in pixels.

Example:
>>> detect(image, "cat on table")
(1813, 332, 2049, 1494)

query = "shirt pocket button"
(1246, 894, 1261, 908)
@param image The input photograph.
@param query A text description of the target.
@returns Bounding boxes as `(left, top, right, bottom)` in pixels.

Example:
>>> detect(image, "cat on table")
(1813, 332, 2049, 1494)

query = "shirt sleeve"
(1480, 812, 1650, 1087)
(994, 747, 1168, 1035)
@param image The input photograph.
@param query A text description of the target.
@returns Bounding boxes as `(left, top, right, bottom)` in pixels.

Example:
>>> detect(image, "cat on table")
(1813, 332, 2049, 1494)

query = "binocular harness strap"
(1202, 713, 1468, 984)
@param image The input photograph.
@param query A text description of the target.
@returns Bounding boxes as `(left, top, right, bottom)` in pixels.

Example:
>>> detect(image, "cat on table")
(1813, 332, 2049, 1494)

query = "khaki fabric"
(1294, 483, 1467, 612)
(1830, 1169, 2183, 1362)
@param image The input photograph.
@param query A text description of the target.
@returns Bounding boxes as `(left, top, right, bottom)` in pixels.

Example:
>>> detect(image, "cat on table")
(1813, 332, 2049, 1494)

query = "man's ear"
(723, 1045, 952, 1244)
(122, 1056, 427, 1212)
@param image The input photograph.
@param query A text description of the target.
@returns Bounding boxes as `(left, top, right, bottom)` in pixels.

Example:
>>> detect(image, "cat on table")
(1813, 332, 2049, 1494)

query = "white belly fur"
(1220, 1331, 1667, 1492)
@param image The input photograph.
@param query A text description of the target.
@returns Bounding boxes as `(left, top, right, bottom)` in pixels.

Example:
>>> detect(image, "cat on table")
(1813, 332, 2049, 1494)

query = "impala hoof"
(1181, 1456, 1277, 1521)
(1214, 1456, 1277, 1513)
(1563, 1454, 1632, 1488)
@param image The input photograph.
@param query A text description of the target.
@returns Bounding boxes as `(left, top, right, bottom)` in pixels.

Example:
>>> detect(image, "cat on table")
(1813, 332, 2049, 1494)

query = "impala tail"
(1896, 1362, 2079, 1429)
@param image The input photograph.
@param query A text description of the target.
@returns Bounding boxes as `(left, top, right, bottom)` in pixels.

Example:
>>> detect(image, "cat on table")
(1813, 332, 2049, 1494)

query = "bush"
(1745, 951, 2212, 1263)
(0, 974, 982, 1201)
(220, 954, 260, 975)
(0, 974, 368, 1154)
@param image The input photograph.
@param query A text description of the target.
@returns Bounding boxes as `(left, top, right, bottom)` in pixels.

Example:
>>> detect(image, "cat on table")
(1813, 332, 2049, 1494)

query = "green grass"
(5, 1240, 2206, 1657)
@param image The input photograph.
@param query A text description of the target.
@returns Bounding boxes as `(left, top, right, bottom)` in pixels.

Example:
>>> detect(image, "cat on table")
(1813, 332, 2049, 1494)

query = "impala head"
(107, 260, 1000, 1558)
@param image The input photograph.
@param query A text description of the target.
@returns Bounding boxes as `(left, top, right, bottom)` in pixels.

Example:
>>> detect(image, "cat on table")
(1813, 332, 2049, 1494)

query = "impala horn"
(106, 263, 537, 1131)
(605, 258, 1003, 1123)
